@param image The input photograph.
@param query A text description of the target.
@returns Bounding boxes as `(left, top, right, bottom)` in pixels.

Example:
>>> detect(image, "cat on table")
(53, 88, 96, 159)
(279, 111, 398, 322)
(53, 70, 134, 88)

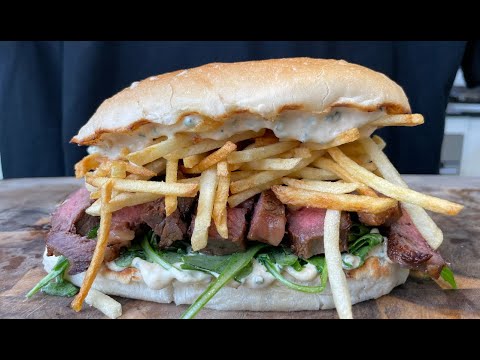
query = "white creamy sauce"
(285, 263, 318, 282)
(241, 259, 276, 289)
(88, 107, 385, 158)
(106, 261, 127, 272)
(131, 257, 211, 290)
(342, 254, 362, 270)
(111, 239, 392, 290)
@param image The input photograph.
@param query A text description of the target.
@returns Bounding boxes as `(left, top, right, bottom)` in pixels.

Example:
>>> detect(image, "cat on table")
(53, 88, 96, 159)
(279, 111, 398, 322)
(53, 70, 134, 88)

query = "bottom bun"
(43, 250, 408, 312)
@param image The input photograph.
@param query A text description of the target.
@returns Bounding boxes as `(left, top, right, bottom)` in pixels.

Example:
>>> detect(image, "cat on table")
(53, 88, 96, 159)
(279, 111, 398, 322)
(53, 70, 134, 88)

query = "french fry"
(230, 171, 259, 182)
(111, 161, 127, 179)
(125, 162, 157, 177)
(183, 153, 208, 168)
(178, 176, 201, 184)
(240, 158, 303, 171)
(126, 158, 166, 180)
(191, 168, 218, 251)
(75, 153, 106, 178)
(324, 209, 352, 319)
(254, 136, 278, 147)
(230, 154, 320, 194)
(165, 159, 178, 216)
(289, 167, 339, 181)
(371, 135, 386, 150)
(89, 188, 103, 200)
(85, 288, 122, 319)
(313, 157, 377, 197)
(271, 185, 397, 213)
(72, 179, 114, 312)
(165, 130, 265, 160)
(293, 147, 312, 158)
(327, 147, 463, 216)
(86, 176, 198, 197)
(227, 141, 299, 164)
(304, 128, 360, 150)
(339, 141, 366, 158)
(282, 178, 359, 194)
(127, 134, 192, 165)
(228, 179, 283, 208)
(87, 192, 163, 216)
(370, 114, 424, 128)
(360, 137, 445, 249)
(213, 161, 230, 238)
(183, 141, 237, 174)
(118, 147, 131, 159)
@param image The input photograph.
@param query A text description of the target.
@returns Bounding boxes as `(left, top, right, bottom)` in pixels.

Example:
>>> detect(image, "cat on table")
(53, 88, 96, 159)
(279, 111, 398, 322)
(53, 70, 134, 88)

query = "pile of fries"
(71, 113, 463, 317)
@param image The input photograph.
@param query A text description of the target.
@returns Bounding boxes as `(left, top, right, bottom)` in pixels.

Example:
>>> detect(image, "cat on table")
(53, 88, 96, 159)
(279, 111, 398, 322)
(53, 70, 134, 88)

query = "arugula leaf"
(348, 223, 370, 242)
(159, 249, 186, 266)
(115, 244, 146, 267)
(140, 235, 173, 270)
(440, 266, 457, 289)
(26, 256, 69, 298)
(181, 243, 267, 319)
(348, 233, 383, 265)
(181, 254, 231, 275)
(42, 279, 79, 297)
(270, 247, 298, 267)
(291, 260, 303, 272)
(306, 255, 326, 273)
(234, 261, 253, 282)
(257, 254, 327, 293)
(87, 225, 99, 239)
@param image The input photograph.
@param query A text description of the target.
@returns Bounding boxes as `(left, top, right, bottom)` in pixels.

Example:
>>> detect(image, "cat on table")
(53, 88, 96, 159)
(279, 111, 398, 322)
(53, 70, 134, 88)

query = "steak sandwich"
(32, 58, 463, 319)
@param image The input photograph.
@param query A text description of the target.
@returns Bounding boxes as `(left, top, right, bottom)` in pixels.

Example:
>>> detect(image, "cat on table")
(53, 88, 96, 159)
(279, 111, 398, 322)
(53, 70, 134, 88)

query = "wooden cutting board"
(1, 176, 479, 319)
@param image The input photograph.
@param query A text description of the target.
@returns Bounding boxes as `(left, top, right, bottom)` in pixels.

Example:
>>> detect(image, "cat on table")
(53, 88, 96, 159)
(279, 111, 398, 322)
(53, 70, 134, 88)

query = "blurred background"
(0, 41, 479, 179)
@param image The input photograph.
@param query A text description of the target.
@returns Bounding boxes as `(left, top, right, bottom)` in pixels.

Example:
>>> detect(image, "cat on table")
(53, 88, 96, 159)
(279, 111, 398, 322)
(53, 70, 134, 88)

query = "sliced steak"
(247, 190, 286, 246)
(238, 197, 255, 213)
(46, 232, 97, 275)
(46, 188, 107, 274)
(75, 212, 100, 237)
(287, 207, 351, 259)
(160, 211, 187, 248)
(190, 207, 248, 255)
(47, 187, 191, 273)
(141, 197, 191, 248)
(387, 210, 446, 278)
(358, 204, 401, 227)
(139, 198, 166, 237)
(50, 187, 93, 233)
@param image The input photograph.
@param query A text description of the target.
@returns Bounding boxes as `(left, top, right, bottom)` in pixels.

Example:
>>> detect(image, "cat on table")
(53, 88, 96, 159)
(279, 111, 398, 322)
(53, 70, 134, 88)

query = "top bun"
(72, 58, 410, 146)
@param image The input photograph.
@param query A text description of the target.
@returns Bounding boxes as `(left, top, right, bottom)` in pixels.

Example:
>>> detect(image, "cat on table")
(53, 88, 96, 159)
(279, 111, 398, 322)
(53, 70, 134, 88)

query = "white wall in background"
(445, 116, 480, 176)
(453, 68, 466, 87)
(0, 153, 3, 180)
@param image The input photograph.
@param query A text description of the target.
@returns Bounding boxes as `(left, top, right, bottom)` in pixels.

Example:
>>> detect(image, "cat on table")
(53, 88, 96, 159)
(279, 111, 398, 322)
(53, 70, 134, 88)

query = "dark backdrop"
(1, 41, 478, 178)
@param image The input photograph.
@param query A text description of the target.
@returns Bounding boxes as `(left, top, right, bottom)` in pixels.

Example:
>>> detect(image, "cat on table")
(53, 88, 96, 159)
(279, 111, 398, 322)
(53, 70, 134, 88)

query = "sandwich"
(27, 58, 463, 319)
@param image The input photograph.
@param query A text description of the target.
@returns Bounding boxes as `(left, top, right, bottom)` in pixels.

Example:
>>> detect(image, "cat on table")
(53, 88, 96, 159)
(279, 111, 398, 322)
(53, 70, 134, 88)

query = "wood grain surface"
(1, 176, 479, 319)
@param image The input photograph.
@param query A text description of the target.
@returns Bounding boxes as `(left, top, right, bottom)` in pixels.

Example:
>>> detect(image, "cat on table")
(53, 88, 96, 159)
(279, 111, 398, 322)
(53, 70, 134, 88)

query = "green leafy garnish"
(140, 234, 173, 270)
(87, 225, 99, 239)
(348, 233, 383, 266)
(234, 261, 253, 282)
(270, 247, 298, 267)
(26, 256, 70, 298)
(181, 243, 267, 319)
(348, 223, 370, 242)
(115, 243, 146, 267)
(159, 249, 186, 266)
(257, 254, 328, 294)
(181, 254, 231, 275)
(42, 279, 79, 297)
(291, 260, 304, 272)
(440, 266, 457, 289)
